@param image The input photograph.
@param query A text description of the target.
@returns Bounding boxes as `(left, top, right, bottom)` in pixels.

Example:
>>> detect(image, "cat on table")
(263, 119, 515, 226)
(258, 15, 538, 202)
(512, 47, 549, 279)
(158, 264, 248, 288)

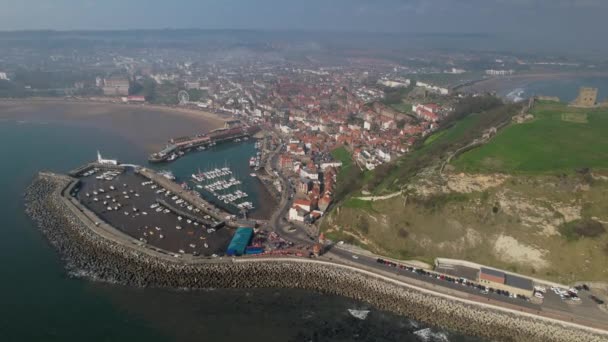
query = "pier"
(137, 167, 238, 225)
(149, 124, 260, 163)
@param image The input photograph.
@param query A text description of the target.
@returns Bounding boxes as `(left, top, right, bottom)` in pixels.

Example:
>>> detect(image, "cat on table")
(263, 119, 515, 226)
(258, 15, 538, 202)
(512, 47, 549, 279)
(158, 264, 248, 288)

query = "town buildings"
(102, 76, 130, 96)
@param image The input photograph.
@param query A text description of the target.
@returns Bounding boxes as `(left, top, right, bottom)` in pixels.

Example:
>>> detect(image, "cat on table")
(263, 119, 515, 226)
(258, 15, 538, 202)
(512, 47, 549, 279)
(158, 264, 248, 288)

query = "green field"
(389, 102, 412, 113)
(453, 102, 608, 173)
(331, 146, 353, 182)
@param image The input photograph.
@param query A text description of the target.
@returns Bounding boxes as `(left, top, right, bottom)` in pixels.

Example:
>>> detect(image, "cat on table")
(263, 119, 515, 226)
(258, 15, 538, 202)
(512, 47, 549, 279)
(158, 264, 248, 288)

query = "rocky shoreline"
(24, 173, 607, 342)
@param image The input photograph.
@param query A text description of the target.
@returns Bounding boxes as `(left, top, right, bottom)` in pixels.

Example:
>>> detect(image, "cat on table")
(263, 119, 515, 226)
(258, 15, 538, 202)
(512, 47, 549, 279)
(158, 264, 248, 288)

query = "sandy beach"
(0, 99, 227, 152)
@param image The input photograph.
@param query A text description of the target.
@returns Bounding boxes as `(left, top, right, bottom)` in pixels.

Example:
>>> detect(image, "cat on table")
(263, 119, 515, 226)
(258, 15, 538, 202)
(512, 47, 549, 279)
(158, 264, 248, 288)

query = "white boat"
(250, 173, 257, 177)
(192, 170, 205, 182)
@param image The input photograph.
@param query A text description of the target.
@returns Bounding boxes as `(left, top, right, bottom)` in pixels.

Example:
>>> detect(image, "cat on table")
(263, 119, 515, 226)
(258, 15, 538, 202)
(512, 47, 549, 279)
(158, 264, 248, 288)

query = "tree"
(396, 119, 407, 129)
(142, 79, 157, 102)
(129, 81, 144, 95)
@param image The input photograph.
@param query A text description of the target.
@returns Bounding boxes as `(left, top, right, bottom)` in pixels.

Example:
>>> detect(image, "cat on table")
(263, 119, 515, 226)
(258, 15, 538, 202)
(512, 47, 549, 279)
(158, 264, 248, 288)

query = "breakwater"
(24, 173, 608, 342)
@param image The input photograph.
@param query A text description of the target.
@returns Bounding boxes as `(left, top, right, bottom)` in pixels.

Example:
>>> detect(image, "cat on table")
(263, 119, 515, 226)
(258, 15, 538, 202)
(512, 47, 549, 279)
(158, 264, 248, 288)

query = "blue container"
(244, 246, 264, 255)
(226, 227, 254, 256)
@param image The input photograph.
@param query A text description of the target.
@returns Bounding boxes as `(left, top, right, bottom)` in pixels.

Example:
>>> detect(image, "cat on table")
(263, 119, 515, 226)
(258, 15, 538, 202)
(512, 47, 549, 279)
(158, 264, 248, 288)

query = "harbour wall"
(24, 173, 608, 342)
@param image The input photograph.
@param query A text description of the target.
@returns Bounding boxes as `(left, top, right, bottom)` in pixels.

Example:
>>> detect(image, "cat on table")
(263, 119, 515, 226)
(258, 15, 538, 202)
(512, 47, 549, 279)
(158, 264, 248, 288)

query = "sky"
(0, 0, 606, 40)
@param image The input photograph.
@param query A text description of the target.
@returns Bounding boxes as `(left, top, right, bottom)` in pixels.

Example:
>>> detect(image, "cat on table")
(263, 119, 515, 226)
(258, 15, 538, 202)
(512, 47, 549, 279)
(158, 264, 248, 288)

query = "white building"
(445, 68, 466, 74)
(197, 99, 213, 108)
(300, 168, 319, 180)
(485, 69, 514, 76)
(97, 151, 118, 165)
(378, 78, 411, 88)
(320, 162, 343, 170)
(376, 149, 391, 163)
(416, 81, 449, 95)
(288, 206, 307, 222)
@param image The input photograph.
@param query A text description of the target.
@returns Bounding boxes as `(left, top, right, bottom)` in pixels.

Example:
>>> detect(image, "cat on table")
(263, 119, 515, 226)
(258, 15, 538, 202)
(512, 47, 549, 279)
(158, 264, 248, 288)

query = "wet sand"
(0, 99, 226, 152)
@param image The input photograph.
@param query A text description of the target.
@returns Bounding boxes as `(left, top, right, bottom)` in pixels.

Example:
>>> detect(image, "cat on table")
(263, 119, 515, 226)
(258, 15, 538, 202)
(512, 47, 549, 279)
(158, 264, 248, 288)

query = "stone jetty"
(24, 173, 608, 342)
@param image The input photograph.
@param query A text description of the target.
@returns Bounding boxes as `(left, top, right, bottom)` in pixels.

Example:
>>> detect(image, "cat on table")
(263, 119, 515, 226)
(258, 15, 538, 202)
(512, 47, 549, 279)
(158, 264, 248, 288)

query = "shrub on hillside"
(559, 219, 606, 241)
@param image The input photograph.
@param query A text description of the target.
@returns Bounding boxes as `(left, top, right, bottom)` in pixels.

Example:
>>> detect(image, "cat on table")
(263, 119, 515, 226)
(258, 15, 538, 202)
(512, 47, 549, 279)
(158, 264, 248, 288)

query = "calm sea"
(0, 119, 483, 342)
(500, 76, 608, 102)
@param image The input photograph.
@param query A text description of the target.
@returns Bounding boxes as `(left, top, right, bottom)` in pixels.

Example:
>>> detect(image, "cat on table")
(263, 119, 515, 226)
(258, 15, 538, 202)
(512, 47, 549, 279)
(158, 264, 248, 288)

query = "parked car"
(590, 295, 605, 305)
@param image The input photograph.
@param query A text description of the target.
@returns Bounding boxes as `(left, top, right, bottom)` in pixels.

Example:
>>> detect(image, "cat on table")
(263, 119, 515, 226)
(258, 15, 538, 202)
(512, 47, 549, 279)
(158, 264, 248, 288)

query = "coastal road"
(325, 245, 608, 330)
(265, 135, 313, 245)
(326, 246, 540, 310)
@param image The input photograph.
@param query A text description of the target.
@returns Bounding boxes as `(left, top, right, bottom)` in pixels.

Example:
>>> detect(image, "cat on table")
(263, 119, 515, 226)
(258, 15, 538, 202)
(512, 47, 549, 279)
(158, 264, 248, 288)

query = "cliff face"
(325, 170, 608, 284)
(24, 173, 608, 342)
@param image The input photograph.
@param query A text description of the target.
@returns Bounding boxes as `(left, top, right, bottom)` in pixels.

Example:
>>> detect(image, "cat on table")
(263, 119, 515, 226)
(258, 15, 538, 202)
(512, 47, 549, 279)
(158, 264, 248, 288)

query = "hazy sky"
(0, 0, 605, 39)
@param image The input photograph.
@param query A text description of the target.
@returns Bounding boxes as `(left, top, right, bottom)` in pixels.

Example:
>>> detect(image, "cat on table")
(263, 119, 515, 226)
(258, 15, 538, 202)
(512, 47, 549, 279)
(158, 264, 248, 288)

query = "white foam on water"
(413, 327, 450, 342)
(505, 87, 526, 103)
(347, 309, 371, 320)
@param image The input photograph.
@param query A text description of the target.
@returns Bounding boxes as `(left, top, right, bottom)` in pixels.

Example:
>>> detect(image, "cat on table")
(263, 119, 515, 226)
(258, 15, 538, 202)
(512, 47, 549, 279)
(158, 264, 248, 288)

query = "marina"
(191, 166, 254, 213)
(74, 165, 233, 256)
(149, 138, 275, 219)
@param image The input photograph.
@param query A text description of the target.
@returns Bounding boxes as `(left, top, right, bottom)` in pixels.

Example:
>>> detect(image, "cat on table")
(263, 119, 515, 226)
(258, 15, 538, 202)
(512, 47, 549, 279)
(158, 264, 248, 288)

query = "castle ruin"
(571, 87, 598, 108)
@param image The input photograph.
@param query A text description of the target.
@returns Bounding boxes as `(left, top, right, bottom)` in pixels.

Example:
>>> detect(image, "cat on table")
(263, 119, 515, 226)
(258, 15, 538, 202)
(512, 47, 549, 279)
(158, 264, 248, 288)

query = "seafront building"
(478, 267, 534, 297)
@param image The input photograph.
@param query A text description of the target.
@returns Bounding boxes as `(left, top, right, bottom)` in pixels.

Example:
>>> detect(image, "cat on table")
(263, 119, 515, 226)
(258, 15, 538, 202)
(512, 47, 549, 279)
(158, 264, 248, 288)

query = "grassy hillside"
(368, 99, 517, 193)
(453, 102, 608, 173)
(324, 100, 608, 283)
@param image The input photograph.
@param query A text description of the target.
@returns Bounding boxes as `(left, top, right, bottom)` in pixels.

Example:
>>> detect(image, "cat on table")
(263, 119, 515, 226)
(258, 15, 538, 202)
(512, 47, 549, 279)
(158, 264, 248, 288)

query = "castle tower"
(571, 87, 598, 108)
